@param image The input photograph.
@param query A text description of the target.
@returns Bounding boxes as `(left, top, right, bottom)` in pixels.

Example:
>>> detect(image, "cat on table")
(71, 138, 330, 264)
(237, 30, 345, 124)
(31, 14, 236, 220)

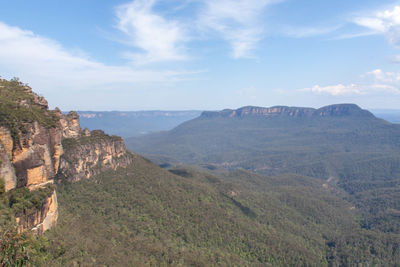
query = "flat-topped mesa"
(315, 104, 375, 117)
(201, 104, 374, 119)
(201, 106, 314, 118)
(236, 106, 316, 117)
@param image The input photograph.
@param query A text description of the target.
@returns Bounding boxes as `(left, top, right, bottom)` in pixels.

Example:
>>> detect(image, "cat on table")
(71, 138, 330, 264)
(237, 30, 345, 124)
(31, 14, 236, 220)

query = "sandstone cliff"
(58, 130, 133, 182)
(0, 78, 132, 234)
(15, 189, 58, 234)
(201, 104, 374, 119)
(0, 79, 71, 233)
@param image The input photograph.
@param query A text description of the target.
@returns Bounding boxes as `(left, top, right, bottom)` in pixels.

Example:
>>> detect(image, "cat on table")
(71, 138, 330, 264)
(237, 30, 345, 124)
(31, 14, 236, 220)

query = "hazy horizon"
(68, 105, 400, 113)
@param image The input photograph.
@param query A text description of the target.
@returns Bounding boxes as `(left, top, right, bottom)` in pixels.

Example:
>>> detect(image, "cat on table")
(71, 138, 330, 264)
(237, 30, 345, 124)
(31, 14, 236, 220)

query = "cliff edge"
(201, 104, 375, 119)
(58, 130, 133, 182)
(0, 78, 132, 234)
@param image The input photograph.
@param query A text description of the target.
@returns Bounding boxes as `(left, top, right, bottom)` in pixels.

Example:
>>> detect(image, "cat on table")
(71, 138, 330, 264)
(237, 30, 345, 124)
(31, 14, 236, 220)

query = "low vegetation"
(0, 78, 59, 137)
(8, 184, 55, 216)
(0, 179, 39, 266)
(61, 130, 122, 150)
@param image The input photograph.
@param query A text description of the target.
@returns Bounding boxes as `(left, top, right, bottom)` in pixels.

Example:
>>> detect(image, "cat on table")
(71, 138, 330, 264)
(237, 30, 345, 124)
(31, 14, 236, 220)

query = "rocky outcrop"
(0, 79, 62, 233)
(58, 130, 133, 182)
(0, 143, 17, 192)
(11, 121, 63, 190)
(201, 104, 374, 119)
(0, 79, 132, 234)
(59, 110, 81, 138)
(0, 127, 13, 160)
(15, 189, 58, 234)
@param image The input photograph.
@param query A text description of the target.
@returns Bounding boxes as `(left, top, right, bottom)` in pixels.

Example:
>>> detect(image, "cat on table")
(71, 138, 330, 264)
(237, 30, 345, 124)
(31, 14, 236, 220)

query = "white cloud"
(367, 69, 391, 82)
(198, 0, 280, 58)
(353, 5, 400, 46)
(302, 84, 361, 96)
(115, 0, 283, 60)
(116, 0, 188, 64)
(353, 17, 386, 32)
(302, 69, 400, 96)
(0, 22, 194, 95)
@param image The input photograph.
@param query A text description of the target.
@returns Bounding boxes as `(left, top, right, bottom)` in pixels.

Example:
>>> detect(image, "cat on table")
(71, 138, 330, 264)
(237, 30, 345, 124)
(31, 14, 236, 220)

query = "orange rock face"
(0, 82, 132, 234)
(0, 143, 17, 191)
(26, 165, 47, 187)
(10, 122, 61, 189)
(59, 111, 81, 138)
(16, 190, 58, 234)
(0, 127, 13, 160)
(59, 130, 132, 182)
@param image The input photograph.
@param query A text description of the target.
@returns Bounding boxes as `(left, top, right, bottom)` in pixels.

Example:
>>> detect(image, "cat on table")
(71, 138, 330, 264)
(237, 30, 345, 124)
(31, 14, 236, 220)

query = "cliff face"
(11, 121, 62, 189)
(0, 78, 132, 234)
(0, 79, 79, 233)
(58, 130, 133, 182)
(0, 142, 17, 192)
(0, 108, 80, 192)
(15, 190, 58, 234)
(201, 104, 374, 119)
(59, 110, 81, 138)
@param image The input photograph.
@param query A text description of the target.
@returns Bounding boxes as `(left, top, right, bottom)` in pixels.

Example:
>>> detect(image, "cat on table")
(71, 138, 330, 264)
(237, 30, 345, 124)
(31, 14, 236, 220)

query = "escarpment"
(201, 104, 374, 119)
(0, 78, 132, 234)
(0, 79, 63, 233)
(58, 130, 133, 182)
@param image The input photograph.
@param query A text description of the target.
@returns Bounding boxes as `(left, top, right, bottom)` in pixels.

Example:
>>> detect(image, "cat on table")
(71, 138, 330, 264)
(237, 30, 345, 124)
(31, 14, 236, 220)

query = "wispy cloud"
(116, 0, 188, 64)
(330, 31, 377, 40)
(283, 4, 400, 44)
(353, 5, 400, 46)
(302, 69, 400, 96)
(283, 25, 341, 38)
(115, 0, 283, 60)
(0, 22, 194, 94)
(197, 0, 281, 58)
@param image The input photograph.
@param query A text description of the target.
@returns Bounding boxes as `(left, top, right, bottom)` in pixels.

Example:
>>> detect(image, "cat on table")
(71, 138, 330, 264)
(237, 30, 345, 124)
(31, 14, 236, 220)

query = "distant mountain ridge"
(126, 103, 400, 235)
(127, 103, 393, 173)
(201, 104, 374, 118)
(76, 110, 202, 138)
(75, 105, 397, 140)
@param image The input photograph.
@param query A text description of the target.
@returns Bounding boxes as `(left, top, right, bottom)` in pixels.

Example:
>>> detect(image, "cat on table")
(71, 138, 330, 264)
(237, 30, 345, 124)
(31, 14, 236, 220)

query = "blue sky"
(1, 0, 400, 110)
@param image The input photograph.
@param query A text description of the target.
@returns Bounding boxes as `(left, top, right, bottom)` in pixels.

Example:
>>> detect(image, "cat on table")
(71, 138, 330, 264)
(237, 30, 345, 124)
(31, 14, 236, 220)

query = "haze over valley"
(1, 0, 400, 266)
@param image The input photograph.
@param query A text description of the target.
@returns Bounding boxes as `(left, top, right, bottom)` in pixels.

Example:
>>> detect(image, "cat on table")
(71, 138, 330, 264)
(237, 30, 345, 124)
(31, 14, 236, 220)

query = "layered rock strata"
(58, 130, 133, 182)
(0, 79, 132, 234)
(201, 104, 374, 119)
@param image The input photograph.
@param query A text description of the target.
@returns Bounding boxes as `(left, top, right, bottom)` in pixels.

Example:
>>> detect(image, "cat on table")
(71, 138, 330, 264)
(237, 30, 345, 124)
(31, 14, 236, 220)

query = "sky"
(1, 0, 400, 111)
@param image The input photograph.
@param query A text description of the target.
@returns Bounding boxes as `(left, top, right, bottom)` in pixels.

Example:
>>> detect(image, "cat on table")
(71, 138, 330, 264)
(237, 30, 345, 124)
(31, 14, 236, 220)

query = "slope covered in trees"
(126, 104, 400, 236)
(32, 156, 400, 266)
(2, 79, 400, 266)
